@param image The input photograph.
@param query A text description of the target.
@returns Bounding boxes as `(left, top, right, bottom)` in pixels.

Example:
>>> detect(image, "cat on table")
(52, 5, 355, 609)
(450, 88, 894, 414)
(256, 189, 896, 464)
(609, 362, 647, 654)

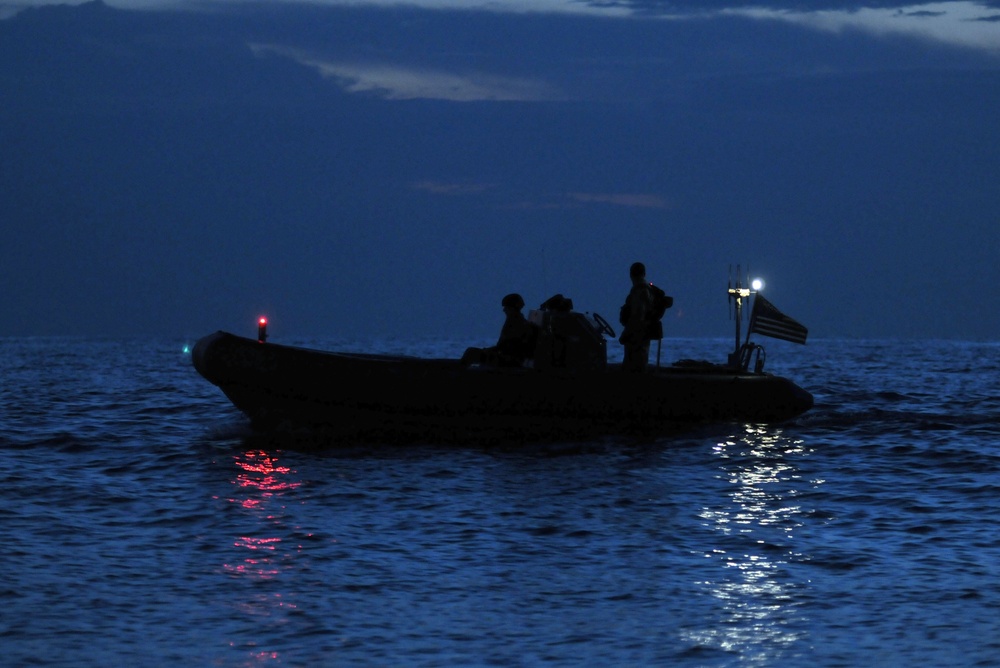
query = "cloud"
(410, 180, 498, 195)
(2, 0, 636, 17)
(251, 43, 566, 101)
(9, 0, 998, 60)
(723, 2, 1000, 54)
(408, 182, 670, 209)
(506, 192, 671, 210)
(568, 192, 671, 209)
(296, 0, 634, 16)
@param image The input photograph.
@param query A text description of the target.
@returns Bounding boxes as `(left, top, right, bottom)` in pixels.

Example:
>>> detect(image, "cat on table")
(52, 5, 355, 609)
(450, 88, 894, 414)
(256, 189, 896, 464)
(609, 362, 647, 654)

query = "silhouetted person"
(461, 293, 538, 367)
(619, 262, 654, 372)
(494, 293, 539, 364)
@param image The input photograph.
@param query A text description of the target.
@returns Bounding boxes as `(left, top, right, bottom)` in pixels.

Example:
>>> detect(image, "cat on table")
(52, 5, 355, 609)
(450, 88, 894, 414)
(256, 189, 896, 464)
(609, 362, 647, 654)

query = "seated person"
(461, 293, 539, 367)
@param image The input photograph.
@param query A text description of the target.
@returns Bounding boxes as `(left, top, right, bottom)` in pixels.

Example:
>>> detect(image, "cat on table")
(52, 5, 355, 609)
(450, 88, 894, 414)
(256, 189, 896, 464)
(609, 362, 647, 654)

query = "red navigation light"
(257, 316, 268, 343)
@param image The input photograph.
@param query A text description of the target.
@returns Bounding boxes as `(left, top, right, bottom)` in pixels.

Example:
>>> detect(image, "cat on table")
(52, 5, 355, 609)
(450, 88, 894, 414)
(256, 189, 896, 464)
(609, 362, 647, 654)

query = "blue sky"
(2, 0, 999, 342)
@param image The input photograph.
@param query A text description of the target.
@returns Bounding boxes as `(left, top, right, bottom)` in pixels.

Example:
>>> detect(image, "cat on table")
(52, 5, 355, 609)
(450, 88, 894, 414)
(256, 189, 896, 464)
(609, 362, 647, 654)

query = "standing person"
(619, 262, 654, 372)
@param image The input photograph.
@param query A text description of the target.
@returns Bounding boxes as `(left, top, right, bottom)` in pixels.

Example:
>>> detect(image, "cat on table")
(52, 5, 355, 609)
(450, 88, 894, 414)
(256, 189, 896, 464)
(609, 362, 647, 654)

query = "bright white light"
(751, 278, 764, 291)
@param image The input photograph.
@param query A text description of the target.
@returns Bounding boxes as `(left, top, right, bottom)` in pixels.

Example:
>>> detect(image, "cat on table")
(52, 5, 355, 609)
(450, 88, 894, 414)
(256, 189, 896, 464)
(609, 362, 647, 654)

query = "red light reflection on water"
(216, 450, 305, 665)
(226, 536, 283, 579)
(230, 450, 301, 511)
(229, 647, 281, 664)
(219, 450, 303, 580)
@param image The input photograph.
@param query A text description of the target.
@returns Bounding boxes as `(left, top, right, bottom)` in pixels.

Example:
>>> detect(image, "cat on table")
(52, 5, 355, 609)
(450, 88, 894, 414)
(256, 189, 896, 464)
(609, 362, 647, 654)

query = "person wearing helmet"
(494, 293, 538, 365)
(461, 293, 538, 367)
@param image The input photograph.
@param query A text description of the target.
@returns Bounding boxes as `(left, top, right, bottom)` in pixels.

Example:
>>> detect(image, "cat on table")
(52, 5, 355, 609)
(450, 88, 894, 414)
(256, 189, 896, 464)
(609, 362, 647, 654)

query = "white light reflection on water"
(685, 426, 814, 664)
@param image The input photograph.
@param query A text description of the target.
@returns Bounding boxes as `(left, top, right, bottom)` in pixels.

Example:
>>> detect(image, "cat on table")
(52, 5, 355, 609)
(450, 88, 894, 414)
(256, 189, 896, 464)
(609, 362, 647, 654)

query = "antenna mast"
(727, 264, 751, 367)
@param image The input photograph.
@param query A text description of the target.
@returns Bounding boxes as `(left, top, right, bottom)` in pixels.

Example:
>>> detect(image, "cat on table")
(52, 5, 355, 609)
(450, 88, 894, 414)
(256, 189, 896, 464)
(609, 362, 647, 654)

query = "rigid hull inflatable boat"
(192, 282, 813, 443)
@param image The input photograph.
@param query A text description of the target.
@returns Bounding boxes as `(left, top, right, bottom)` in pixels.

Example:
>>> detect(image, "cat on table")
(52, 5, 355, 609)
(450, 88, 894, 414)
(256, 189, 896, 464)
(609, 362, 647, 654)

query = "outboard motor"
(529, 303, 609, 372)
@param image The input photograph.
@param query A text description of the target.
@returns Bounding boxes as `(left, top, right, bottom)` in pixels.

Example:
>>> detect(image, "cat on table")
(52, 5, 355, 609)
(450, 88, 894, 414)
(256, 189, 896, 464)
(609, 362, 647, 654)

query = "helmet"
(501, 293, 525, 310)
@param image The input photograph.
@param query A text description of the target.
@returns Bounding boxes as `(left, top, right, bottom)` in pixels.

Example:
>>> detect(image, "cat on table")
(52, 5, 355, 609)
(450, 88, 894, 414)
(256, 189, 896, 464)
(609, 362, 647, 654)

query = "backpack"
(648, 283, 673, 321)
(646, 283, 673, 340)
(619, 283, 673, 339)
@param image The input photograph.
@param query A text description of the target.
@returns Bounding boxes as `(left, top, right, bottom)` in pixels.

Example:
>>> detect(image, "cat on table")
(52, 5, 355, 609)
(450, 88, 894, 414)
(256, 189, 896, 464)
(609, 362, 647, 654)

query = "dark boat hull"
(192, 331, 813, 443)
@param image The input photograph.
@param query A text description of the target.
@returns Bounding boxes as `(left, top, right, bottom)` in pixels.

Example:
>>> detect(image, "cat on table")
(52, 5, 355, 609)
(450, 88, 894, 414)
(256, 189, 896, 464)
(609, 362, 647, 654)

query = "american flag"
(749, 294, 808, 345)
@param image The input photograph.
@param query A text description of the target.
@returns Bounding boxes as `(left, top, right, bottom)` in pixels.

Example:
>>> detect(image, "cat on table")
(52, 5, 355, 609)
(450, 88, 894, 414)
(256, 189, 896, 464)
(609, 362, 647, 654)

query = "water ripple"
(1, 338, 998, 666)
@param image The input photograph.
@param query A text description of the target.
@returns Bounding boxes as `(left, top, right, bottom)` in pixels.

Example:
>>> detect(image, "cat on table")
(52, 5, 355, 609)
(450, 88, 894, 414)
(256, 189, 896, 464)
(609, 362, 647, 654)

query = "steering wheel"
(592, 312, 616, 338)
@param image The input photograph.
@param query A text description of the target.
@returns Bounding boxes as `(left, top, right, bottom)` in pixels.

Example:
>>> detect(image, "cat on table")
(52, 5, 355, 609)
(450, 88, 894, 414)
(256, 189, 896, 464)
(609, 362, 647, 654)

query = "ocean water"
(1, 335, 998, 667)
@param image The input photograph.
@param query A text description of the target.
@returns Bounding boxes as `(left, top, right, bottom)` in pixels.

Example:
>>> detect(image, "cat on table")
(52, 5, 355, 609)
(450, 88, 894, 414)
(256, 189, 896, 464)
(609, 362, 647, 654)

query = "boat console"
(529, 309, 609, 372)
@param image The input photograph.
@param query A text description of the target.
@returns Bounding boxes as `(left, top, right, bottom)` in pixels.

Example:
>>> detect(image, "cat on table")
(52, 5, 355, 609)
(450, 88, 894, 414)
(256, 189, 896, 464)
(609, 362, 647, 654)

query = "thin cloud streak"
(408, 183, 672, 210)
(1, 0, 635, 17)
(252, 43, 567, 101)
(504, 192, 672, 211)
(725, 2, 1000, 54)
(7, 0, 997, 60)
(410, 180, 499, 195)
(285, 0, 634, 16)
(568, 192, 671, 209)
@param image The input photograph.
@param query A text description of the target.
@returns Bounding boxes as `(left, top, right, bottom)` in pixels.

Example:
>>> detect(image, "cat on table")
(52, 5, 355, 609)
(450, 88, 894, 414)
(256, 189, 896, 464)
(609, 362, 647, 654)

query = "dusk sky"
(2, 0, 998, 342)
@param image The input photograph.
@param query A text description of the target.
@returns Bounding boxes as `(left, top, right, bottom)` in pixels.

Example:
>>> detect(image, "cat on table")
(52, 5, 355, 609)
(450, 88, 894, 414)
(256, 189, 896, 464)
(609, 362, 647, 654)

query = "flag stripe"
(750, 295, 808, 344)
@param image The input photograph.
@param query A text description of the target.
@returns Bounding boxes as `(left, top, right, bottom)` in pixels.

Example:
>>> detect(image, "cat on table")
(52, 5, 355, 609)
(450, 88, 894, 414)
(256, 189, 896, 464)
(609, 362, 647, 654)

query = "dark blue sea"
(2, 336, 998, 667)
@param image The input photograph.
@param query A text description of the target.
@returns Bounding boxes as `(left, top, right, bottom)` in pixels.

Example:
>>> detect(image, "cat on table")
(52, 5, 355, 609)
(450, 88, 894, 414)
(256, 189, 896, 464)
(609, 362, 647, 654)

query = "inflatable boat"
(191, 283, 812, 443)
